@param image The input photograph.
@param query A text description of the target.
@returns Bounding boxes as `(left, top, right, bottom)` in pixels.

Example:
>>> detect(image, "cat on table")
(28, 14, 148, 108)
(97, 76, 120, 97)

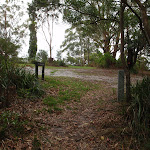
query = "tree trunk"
(50, 44, 52, 58)
(120, 0, 131, 102)
(87, 38, 90, 65)
(126, 69, 131, 102)
(134, 0, 150, 45)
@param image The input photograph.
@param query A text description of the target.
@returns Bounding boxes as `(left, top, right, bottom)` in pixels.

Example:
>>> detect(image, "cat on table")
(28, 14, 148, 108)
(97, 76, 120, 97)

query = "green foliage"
(130, 64, 139, 74)
(136, 57, 149, 71)
(115, 58, 123, 68)
(36, 50, 48, 63)
(99, 52, 116, 68)
(129, 57, 149, 74)
(43, 96, 57, 107)
(61, 27, 97, 66)
(0, 61, 44, 107)
(28, 3, 37, 60)
(89, 53, 101, 67)
(0, 111, 27, 139)
(48, 60, 67, 67)
(66, 55, 82, 66)
(127, 77, 150, 143)
(0, 1, 27, 47)
(42, 77, 97, 113)
(0, 38, 19, 61)
(57, 60, 67, 67)
(89, 52, 116, 68)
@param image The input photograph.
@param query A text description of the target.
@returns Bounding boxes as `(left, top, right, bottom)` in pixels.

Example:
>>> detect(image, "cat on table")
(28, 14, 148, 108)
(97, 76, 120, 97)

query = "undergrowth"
(0, 111, 28, 140)
(0, 61, 44, 107)
(127, 76, 150, 149)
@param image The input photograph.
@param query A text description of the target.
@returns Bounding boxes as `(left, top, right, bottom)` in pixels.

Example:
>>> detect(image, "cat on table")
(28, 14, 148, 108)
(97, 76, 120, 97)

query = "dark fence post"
(42, 65, 45, 80)
(34, 62, 45, 80)
(35, 63, 38, 78)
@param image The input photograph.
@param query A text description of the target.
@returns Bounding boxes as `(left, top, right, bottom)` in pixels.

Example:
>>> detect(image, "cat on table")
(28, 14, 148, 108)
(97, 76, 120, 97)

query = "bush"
(0, 61, 44, 107)
(48, 60, 67, 67)
(130, 63, 139, 74)
(99, 52, 116, 68)
(57, 60, 67, 67)
(127, 77, 150, 144)
(89, 52, 116, 68)
(89, 53, 101, 67)
(137, 57, 149, 71)
(115, 58, 123, 68)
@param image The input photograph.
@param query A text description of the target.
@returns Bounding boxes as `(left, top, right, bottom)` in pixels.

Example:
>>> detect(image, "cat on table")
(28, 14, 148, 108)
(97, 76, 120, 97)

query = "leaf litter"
(0, 68, 143, 149)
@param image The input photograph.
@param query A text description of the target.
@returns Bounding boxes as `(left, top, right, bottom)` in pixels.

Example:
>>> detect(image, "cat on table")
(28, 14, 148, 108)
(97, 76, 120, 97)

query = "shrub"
(127, 77, 150, 143)
(137, 57, 149, 71)
(130, 63, 139, 74)
(99, 52, 116, 68)
(115, 58, 123, 68)
(89, 53, 101, 67)
(57, 60, 67, 67)
(0, 61, 44, 107)
(89, 52, 116, 68)
(48, 60, 67, 67)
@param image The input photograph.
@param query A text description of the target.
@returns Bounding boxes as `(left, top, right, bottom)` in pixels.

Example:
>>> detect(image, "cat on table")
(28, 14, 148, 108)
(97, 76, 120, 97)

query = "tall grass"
(127, 77, 150, 146)
(0, 61, 44, 107)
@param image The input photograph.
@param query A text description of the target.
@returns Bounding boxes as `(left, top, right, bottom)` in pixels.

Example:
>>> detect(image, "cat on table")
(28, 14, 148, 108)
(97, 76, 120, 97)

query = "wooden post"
(34, 62, 45, 80)
(42, 65, 45, 80)
(118, 70, 124, 101)
(35, 63, 38, 78)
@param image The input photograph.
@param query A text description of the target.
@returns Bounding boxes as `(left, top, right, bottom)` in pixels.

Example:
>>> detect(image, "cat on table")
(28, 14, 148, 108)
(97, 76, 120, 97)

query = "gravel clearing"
(25, 66, 143, 88)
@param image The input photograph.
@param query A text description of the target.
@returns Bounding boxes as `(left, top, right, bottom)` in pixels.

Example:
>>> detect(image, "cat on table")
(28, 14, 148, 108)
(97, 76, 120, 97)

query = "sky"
(0, 0, 70, 59)
(20, 0, 70, 59)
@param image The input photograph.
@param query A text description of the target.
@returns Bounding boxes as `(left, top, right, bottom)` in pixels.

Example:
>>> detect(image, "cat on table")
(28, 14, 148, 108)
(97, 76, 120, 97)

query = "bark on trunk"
(126, 69, 131, 103)
(134, 0, 150, 45)
(120, 0, 131, 102)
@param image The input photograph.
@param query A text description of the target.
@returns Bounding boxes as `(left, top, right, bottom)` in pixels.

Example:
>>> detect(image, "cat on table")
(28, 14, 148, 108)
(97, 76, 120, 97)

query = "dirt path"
(12, 81, 123, 149)
(1, 68, 143, 149)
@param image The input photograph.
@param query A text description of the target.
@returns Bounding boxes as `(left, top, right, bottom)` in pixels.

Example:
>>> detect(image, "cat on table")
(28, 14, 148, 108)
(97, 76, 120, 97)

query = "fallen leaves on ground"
(0, 69, 140, 149)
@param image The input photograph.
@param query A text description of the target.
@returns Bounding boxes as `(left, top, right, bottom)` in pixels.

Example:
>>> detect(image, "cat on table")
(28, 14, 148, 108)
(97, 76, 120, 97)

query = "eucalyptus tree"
(28, 0, 61, 61)
(61, 28, 85, 65)
(0, 0, 27, 61)
(63, 0, 120, 57)
(63, 0, 150, 102)
(61, 27, 97, 65)
(28, 2, 37, 60)
(120, 0, 150, 102)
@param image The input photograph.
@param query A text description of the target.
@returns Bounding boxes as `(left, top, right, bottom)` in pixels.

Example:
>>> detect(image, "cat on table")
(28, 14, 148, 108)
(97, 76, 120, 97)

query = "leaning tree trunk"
(134, 0, 150, 45)
(120, 0, 131, 102)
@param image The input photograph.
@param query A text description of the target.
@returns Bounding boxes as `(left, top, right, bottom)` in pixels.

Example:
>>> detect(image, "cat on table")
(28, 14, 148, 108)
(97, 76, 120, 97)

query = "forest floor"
(0, 68, 146, 150)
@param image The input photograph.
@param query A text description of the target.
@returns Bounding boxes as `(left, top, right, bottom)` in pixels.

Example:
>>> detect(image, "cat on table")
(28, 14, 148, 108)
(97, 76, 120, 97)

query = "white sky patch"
(37, 13, 70, 59)
(0, 0, 70, 59)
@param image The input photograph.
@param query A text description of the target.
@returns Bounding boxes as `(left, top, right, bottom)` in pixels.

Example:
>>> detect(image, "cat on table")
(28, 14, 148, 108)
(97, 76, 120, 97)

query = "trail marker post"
(118, 70, 124, 101)
(34, 62, 45, 80)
